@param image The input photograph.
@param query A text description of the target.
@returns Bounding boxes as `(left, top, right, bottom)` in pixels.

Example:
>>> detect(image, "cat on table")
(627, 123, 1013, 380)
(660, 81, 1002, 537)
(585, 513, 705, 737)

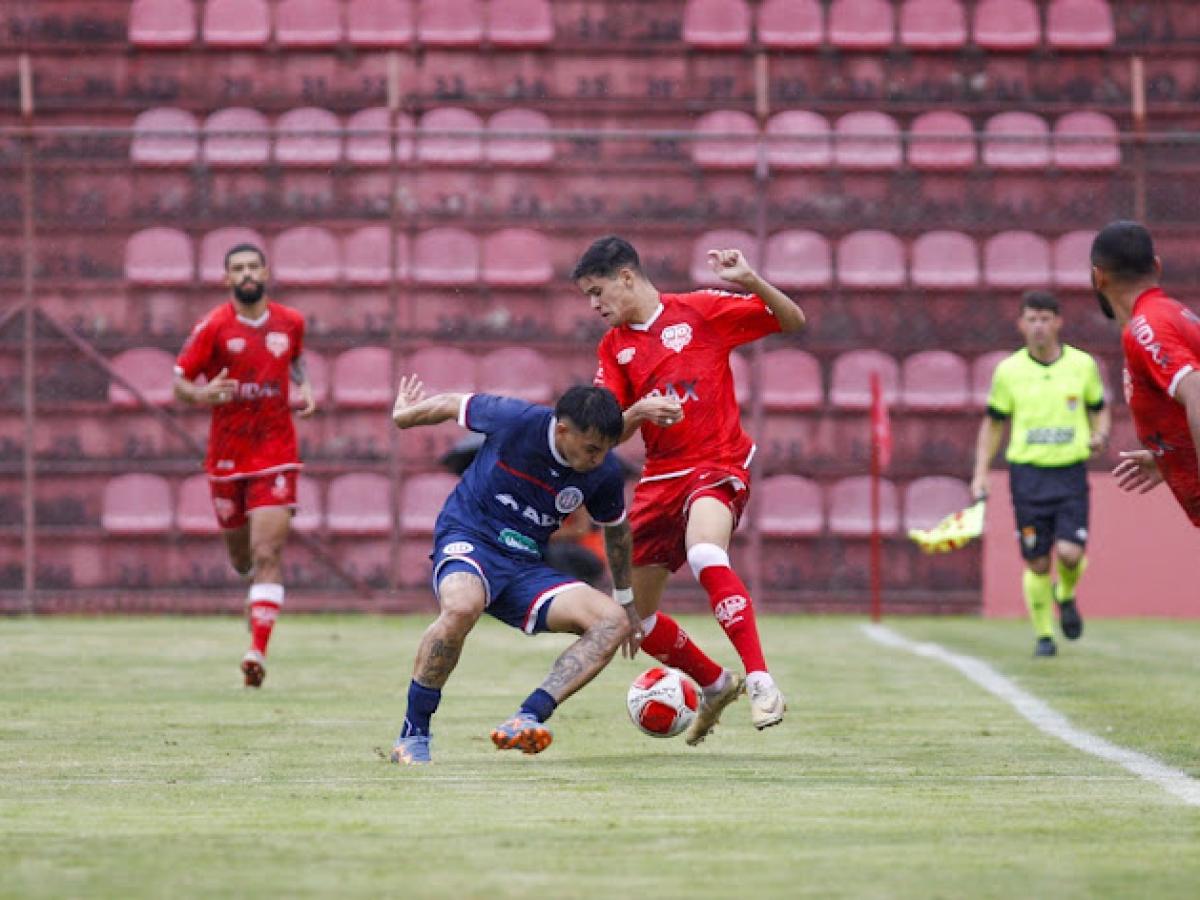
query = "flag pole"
(869, 372, 883, 623)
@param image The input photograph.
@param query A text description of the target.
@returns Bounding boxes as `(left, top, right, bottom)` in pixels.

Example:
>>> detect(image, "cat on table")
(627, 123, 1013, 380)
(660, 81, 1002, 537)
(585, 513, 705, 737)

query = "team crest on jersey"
(226, 337, 246, 353)
(661, 323, 693, 353)
(271, 474, 289, 499)
(555, 486, 584, 514)
(617, 347, 636, 365)
(213, 497, 237, 522)
(1066, 395, 1078, 411)
(265, 331, 290, 358)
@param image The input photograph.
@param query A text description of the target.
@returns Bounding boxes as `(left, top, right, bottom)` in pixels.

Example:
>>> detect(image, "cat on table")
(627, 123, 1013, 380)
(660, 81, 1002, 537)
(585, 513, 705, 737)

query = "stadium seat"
(761, 349, 823, 411)
(487, 0, 554, 48)
(829, 350, 900, 409)
(131, 108, 199, 167)
(982, 112, 1050, 170)
(907, 111, 975, 171)
(293, 476, 322, 532)
(199, 228, 266, 284)
(901, 351, 970, 410)
(898, 0, 966, 49)
(756, 0, 824, 49)
(202, 0, 270, 47)
(763, 230, 832, 289)
(1052, 230, 1097, 289)
(342, 225, 411, 284)
(758, 475, 823, 536)
(274, 107, 342, 166)
(983, 231, 1051, 288)
(332, 347, 395, 408)
(413, 228, 480, 285)
(828, 0, 895, 50)
(682, 0, 751, 49)
(202, 108, 270, 167)
(108, 348, 177, 408)
(834, 111, 902, 170)
(478, 348, 553, 404)
(272, 227, 341, 286)
(416, 107, 484, 165)
(327, 473, 393, 534)
(836, 230, 905, 289)
(417, 0, 483, 47)
(482, 229, 553, 287)
(828, 476, 899, 535)
(125, 228, 193, 285)
(1053, 112, 1120, 170)
(294, 349, 330, 407)
(485, 108, 554, 166)
(764, 111, 831, 170)
(102, 474, 172, 534)
(275, 0, 342, 47)
(690, 230, 757, 287)
(345, 108, 414, 165)
(971, 350, 1010, 406)
(176, 474, 219, 534)
(973, 0, 1040, 50)
(1046, 0, 1114, 50)
(910, 231, 979, 289)
(409, 346, 477, 393)
(347, 0, 415, 46)
(903, 476, 972, 531)
(129, 0, 196, 47)
(692, 111, 759, 170)
(401, 473, 458, 535)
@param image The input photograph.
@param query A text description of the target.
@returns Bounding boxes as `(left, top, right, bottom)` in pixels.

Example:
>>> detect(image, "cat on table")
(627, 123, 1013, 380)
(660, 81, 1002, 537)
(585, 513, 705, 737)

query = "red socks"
(698, 565, 767, 675)
(247, 583, 284, 655)
(639, 612, 723, 689)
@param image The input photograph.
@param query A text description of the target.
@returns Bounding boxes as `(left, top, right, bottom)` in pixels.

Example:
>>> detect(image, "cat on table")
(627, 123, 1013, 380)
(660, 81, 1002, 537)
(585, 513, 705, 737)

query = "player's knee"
(1056, 543, 1084, 567)
(1026, 556, 1051, 575)
(687, 542, 729, 579)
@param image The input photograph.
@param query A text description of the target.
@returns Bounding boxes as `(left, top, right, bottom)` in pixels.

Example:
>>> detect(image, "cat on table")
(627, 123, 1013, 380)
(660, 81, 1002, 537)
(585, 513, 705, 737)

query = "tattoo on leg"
(541, 617, 623, 701)
(415, 635, 463, 688)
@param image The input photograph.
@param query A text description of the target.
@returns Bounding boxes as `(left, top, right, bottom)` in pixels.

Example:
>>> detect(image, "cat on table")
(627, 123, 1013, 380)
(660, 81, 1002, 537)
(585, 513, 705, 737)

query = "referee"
(971, 291, 1111, 657)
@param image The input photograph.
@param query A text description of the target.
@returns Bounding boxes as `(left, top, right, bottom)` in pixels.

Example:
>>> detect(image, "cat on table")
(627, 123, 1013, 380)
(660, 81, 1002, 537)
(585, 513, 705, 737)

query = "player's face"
(1018, 309, 1061, 350)
(554, 422, 615, 472)
(577, 269, 638, 327)
(226, 251, 268, 305)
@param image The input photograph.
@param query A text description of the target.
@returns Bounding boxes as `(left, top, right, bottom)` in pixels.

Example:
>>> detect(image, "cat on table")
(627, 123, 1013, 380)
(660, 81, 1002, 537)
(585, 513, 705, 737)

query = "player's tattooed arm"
(290, 356, 317, 418)
(603, 520, 634, 591)
(391, 374, 465, 429)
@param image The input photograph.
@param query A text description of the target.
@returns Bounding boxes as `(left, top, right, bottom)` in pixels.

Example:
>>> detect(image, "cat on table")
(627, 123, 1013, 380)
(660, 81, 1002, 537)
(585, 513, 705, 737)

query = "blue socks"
(519, 688, 558, 723)
(399, 680, 442, 738)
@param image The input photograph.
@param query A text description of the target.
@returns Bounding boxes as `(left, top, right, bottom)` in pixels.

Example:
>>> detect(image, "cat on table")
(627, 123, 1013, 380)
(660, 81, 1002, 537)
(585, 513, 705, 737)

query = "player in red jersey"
(173, 243, 317, 686)
(573, 235, 807, 743)
(1090, 221, 1200, 525)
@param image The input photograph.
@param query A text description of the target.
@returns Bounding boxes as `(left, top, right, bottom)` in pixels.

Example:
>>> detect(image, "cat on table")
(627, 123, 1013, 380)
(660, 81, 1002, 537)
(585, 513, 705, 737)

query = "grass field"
(2, 614, 1199, 899)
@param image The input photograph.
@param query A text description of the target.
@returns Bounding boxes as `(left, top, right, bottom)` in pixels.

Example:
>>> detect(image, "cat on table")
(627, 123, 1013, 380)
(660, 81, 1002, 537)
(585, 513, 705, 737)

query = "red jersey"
(594, 290, 780, 480)
(175, 301, 305, 480)
(1121, 287, 1200, 524)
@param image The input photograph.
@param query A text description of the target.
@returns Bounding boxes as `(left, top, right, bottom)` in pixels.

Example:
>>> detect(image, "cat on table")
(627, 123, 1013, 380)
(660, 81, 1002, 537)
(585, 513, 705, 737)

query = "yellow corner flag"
(907, 498, 987, 554)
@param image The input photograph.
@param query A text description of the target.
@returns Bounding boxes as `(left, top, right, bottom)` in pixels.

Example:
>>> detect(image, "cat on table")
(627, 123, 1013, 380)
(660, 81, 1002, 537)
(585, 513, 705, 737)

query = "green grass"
(2, 615, 1199, 899)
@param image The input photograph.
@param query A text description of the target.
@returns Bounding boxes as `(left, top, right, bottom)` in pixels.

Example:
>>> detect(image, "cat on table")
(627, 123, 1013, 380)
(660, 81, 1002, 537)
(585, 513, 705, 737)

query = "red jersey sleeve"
(175, 313, 220, 381)
(680, 289, 781, 349)
(1132, 301, 1200, 399)
(593, 334, 634, 409)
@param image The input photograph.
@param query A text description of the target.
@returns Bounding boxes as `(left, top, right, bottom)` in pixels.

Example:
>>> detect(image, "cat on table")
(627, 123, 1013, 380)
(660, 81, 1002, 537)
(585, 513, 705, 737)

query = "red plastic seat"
(836, 230, 905, 289)
(1046, 0, 1114, 50)
(176, 474, 219, 534)
(203, 108, 270, 167)
(761, 349, 823, 411)
(758, 475, 823, 536)
(757, 0, 824, 49)
(488, 0, 554, 48)
(899, 0, 966, 49)
(983, 231, 1050, 288)
(125, 227, 193, 285)
(903, 476, 972, 531)
(692, 111, 759, 170)
(131, 107, 199, 167)
(1053, 112, 1119, 170)
(342, 225, 411, 285)
(907, 111, 975, 171)
(829, 350, 900, 410)
(102, 474, 172, 534)
(482, 229, 552, 287)
(901, 351, 970, 410)
(276, 0, 342, 47)
(828, 476, 899, 535)
(834, 111, 902, 170)
(327, 473, 393, 534)
(971, 350, 1011, 406)
(129, 0, 196, 47)
(202, 0, 270, 47)
(272, 227, 340, 286)
(973, 0, 1040, 50)
(347, 0, 414, 46)
(345, 108, 414, 165)
(292, 476, 323, 532)
(200, 228, 266, 284)
(401, 473, 458, 535)
(828, 0, 895, 50)
(479, 348, 553, 404)
(763, 230, 832, 289)
(409, 346, 477, 394)
(910, 230, 979, 289)
(765, 110, 831, 170)
(1052, 230, 1097, 289)
(417, 0, 483, 47)
(690, 230, 757, 287)
(274, 107, 342, 166)
(413, 228, 480, 285)
(683, 0, 751, 49)
(108, 348, 177, 407)
(416, 107, 483, 165)
(486, 108, 554, 166)
(982, 112, 1050, 170)
(332, 347, 394, 408)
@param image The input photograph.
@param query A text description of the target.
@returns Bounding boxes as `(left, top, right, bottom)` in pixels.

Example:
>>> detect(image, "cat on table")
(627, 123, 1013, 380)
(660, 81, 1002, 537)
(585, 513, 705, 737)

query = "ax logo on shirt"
(661, 323, 693, 353)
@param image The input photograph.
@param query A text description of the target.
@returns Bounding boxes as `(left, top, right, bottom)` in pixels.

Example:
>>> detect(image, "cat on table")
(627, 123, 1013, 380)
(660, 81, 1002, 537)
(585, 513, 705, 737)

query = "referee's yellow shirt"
(987, 345, 1106, 467)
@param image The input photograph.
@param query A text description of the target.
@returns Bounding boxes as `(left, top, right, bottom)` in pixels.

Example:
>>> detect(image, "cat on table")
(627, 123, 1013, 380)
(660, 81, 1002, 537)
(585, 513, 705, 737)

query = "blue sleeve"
(460, 393, 541, 435)
(586, 458, 627, 525)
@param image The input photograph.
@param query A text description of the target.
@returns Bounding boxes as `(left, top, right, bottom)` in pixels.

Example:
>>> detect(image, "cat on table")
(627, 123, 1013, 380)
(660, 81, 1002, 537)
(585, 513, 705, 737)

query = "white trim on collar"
(235, 308, 270, 327)
(629, 303, 664, 332)
(548, 416, 570, 466)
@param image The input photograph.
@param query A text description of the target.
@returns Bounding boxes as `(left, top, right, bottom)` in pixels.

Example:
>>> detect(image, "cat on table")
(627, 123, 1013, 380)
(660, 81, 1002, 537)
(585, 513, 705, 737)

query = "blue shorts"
(431, 531, 584, 634)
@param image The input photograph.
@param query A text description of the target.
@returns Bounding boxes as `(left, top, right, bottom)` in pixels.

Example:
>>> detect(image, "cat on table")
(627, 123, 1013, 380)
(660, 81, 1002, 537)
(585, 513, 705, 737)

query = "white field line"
(862, 623, 1200, 807)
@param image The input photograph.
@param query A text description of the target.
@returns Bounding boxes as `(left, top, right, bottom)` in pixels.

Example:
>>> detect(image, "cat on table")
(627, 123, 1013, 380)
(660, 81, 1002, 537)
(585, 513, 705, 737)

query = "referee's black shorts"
(1008, 462, 1090, 561)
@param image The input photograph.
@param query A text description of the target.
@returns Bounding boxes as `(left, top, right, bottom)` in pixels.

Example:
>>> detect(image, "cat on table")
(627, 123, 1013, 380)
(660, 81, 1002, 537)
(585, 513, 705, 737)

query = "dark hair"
(555, 385, 623, 443)
(1091, 220, 1156, 279)
(570, 235, 642, 281)
(1021, 290, 1060, 314)
(225, 242, 267, 269)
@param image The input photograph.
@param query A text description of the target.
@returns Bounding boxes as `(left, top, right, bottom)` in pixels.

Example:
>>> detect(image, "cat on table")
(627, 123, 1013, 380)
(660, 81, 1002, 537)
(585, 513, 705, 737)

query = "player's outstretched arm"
(290, 356, 317, 418)
(707, 248, 806, 333)
(603, 520, 643, 657)
(391, 374, 465, 430)
(1113, 450, 1163, 494)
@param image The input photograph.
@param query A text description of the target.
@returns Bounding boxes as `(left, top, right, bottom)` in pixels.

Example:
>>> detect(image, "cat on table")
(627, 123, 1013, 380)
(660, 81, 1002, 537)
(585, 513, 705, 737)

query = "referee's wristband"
(613, 588, 635, 607)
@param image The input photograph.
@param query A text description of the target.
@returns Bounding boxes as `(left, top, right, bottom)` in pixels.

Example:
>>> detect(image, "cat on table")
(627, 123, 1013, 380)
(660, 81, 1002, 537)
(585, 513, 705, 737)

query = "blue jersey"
(436, 394, 627, 558)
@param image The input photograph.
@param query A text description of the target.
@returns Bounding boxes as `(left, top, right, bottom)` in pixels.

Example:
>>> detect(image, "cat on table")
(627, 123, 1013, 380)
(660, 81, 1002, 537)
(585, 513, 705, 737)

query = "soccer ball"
(626, 666, 700, 738)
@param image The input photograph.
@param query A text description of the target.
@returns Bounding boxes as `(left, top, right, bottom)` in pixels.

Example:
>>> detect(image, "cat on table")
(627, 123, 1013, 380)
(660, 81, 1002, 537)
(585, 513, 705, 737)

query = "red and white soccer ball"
(626, 666, 700, 738)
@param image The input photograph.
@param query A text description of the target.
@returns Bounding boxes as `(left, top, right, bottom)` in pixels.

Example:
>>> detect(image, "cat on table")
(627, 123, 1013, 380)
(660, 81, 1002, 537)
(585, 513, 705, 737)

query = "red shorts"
(629, 467, 751, 572)
(209, 470, 298, 530)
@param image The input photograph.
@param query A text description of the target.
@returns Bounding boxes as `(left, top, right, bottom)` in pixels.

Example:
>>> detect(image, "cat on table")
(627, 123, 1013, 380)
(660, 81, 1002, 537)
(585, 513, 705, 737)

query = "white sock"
(702, 670, 731, 695)
(745, 671, 775, 693)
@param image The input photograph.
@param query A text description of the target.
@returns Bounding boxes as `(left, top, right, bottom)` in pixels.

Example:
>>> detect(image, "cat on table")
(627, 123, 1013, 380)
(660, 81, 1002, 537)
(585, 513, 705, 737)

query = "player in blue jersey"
(387, 378, 642, 765)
